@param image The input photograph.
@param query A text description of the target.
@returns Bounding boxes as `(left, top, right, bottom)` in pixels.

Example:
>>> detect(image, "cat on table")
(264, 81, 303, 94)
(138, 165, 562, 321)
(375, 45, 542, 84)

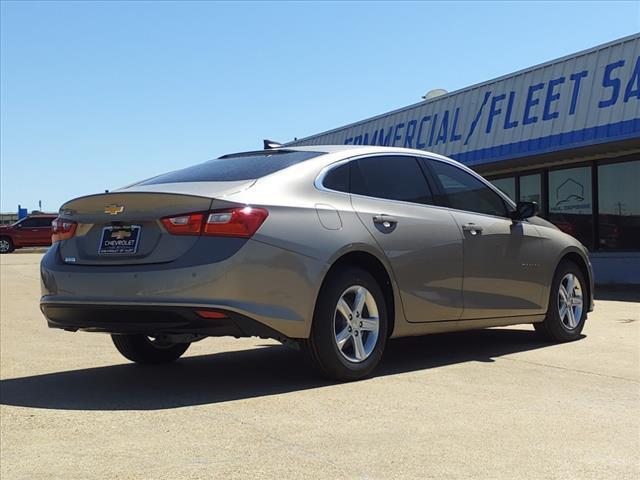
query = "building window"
(597, 160, 640, 251)
(490, 177, 516, 202)
(548, 166, 593, 249)
(519, 174, 543, 213)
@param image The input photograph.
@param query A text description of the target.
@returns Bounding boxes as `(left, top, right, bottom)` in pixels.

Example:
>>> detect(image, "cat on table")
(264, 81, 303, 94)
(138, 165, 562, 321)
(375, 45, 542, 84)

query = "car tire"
(304, 267, 388, 381)
(0, 237, 15, 254)
(534, 260, 587, 342)
(111, 334, 190, 364)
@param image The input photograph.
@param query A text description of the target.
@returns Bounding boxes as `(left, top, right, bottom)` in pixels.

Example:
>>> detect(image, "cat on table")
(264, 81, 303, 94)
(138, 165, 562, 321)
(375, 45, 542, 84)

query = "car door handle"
(461, 223, 483, 235)
(373, 215, 398, 228)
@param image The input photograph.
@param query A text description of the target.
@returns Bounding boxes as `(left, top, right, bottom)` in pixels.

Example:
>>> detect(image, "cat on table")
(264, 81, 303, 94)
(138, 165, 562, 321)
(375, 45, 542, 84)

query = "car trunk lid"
(57, 189, 243, 265)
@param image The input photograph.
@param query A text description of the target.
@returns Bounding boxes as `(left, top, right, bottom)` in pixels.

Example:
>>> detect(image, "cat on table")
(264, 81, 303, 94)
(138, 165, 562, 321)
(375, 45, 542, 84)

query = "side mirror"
(510, 201, 539, 221)
(14, 223, 22, 229)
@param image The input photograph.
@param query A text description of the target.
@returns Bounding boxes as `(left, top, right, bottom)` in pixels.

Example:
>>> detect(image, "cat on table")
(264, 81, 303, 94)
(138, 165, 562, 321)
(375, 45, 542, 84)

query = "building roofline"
(288, 33, 640, 145)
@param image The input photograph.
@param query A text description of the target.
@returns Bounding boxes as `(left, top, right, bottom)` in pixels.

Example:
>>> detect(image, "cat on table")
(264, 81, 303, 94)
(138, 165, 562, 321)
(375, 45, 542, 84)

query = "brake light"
(161, 207, 268, 238)
(51, 217, 77, 243)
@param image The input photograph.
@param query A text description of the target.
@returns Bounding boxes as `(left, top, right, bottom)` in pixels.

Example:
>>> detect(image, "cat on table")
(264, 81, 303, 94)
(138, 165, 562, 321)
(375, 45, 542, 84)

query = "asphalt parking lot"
(0, 253, 638, 479)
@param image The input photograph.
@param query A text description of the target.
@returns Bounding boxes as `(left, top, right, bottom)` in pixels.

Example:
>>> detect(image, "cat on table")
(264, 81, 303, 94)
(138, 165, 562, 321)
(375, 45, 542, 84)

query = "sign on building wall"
(289, 35, 640, 167)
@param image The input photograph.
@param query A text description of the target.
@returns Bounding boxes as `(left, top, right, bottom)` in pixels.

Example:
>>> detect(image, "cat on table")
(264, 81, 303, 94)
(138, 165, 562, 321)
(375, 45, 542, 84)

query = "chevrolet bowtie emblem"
(104, 204, 124, 215)
(111, 230, 131, 240)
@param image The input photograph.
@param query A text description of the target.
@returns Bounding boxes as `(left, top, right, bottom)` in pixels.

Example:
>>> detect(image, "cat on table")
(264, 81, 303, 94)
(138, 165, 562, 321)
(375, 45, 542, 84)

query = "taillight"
(161, 213, 204, 235)
(161, 207, 268, 239)
(204, 207, 268, 238)
(51, 217, 77, 243)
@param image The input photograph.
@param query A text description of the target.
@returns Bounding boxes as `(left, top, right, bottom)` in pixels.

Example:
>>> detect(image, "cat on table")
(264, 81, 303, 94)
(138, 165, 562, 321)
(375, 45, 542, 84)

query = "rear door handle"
(461, 223, 483, 235)
(373, 215, 398, 229)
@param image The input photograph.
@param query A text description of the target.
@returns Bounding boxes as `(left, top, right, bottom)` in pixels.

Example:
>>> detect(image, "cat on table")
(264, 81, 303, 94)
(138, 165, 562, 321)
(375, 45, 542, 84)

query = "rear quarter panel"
(221, 157, 409, 335)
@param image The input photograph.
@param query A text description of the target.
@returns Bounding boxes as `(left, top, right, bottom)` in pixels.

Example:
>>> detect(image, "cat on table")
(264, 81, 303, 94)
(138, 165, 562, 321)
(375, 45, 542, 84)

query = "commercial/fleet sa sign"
(292, 35, 640, 166)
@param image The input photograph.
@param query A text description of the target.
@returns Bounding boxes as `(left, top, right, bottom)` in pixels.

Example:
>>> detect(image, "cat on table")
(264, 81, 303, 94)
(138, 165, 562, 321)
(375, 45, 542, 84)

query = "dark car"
(0, 215, 57, 253)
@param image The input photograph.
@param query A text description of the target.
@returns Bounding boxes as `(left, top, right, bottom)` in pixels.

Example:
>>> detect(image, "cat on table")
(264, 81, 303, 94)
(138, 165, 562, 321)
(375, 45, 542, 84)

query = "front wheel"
(111, 334, 190, 364)
(304, 267, 388, 381)
(0, 237, 14, 254)
(534, 260, 587, 342)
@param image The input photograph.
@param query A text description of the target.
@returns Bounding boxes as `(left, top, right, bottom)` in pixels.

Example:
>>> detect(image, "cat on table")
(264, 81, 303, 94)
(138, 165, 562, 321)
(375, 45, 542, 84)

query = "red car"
(0, 215, 57, 253)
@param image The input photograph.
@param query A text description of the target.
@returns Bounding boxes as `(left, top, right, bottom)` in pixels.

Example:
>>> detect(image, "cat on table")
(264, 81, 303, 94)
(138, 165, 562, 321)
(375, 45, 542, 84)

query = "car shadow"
(0, 328, 564, 411)
(595, 287, 640, 303)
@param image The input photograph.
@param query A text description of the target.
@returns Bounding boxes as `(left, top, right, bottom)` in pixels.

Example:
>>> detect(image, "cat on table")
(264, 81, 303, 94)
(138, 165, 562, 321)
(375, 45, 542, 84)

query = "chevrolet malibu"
(40, 146, 594, 380)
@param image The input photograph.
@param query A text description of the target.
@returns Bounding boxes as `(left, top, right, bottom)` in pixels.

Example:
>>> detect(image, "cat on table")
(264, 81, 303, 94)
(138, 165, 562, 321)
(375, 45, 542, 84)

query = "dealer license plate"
(98, 225, 141, 255)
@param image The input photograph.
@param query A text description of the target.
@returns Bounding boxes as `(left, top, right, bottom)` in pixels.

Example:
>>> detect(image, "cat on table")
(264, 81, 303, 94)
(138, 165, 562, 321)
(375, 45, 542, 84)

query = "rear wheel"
(0, 237, 14, 254)
(111, 334, 190, 364)
(534, 260, 587, 342)
(304, 267, 388, 381)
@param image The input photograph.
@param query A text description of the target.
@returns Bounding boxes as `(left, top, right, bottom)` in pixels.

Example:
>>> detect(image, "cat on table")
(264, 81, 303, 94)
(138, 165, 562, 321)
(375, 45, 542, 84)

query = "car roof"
(225, 144, 455, 161)
(218, 145, 357, 158)
(218, 145, 466, 176)
(283, 145, 437, 155)
(284, 145, 460, 165)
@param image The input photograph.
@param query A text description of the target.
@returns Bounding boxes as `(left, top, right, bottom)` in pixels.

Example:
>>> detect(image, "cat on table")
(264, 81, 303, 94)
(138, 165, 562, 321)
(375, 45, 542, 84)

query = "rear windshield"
(137, 150, 324, 185)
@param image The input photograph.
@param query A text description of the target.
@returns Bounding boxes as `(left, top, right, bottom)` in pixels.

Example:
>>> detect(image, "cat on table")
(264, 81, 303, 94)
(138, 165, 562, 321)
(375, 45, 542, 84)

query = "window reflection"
(598, 161, 640, 251)
(490, 177, 516, 202)
(519, 174, 543, 213)
(548, 166, 593, 249)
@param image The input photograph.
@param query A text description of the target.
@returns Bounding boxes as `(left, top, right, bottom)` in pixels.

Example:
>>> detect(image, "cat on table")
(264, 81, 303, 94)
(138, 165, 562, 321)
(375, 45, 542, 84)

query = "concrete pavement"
(1, 253, 638, 479)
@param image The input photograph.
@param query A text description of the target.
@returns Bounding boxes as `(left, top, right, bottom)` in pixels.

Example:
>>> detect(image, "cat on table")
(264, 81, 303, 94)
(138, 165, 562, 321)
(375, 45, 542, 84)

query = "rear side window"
(425, 159, 508, 217)
(34, 218, 54, 227)
(351, 156, 433, 204)
(322, 163, 350, 193)
(137, 150, 323, 185)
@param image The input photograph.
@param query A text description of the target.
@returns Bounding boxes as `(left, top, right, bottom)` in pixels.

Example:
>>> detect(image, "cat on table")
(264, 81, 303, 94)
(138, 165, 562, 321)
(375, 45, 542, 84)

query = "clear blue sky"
(1, 0, 638, 212)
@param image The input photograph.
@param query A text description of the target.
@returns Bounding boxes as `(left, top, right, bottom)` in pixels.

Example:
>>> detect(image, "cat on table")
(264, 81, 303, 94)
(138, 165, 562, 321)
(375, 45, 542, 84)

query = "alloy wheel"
(333, 285, 380, 363)
(0, 239, 10, 253)
(557, 273, 583, 330)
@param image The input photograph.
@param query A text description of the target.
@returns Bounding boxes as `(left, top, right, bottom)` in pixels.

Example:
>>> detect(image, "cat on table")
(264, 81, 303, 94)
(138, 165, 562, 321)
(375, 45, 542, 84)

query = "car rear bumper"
(40, 239, 326, 339)
(41, 303, 283, 339)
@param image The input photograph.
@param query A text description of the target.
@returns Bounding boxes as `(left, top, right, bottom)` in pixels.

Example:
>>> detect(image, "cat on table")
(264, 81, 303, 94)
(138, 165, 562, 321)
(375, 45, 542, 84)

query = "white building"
(289, 34, 640, 285)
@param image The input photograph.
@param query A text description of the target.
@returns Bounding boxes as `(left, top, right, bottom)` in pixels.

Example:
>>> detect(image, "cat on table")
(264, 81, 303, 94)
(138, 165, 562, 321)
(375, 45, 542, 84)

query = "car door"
(12, 217, 52, 246)
(33, 217, 54, 244)
(422, 158, 545, 319)
(348, 155, 463, 322)
(11, 218, 35, 246)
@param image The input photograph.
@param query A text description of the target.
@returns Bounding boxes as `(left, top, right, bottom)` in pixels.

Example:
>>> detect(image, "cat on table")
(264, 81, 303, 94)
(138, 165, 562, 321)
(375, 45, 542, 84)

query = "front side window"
(426, 160, 509, 217)
(350, 156, 433, 204)
(19, 218, 38, 228)
(18, 217, 54, 228)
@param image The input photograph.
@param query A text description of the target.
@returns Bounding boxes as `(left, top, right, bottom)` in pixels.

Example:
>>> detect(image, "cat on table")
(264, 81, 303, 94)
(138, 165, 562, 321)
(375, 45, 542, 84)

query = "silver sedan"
(40, 146, 594, 380)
